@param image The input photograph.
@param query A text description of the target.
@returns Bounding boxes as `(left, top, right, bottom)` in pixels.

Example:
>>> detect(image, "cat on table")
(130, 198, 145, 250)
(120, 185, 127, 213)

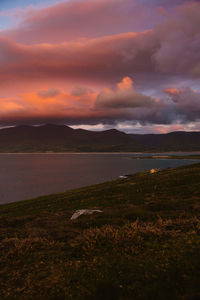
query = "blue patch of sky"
(0, 0, 64, 30)
(0, 0, 61, 10)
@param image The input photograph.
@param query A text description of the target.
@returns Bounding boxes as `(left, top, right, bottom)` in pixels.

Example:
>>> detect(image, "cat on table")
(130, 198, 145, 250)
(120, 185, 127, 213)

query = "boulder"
(71, 209, 103, 220)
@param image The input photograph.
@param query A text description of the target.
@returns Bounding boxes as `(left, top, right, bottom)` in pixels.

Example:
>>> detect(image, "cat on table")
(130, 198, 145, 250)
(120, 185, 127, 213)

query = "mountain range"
(0, 124, 200, 152)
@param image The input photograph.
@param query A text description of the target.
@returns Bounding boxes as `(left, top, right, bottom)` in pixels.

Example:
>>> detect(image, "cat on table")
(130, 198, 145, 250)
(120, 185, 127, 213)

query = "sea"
(0, 153, 199, 204)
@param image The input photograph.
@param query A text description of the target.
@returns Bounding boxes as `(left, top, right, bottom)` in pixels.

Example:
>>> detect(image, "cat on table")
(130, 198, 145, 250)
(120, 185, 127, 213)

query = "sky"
(0, 0, 200, 133)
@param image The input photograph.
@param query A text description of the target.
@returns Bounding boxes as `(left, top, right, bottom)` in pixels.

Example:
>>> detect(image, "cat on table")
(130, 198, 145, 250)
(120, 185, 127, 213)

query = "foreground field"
(0, 163, 200, 299)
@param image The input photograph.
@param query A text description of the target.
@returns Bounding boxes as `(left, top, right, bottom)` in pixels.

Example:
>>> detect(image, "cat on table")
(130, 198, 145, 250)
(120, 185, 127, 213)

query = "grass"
(0, 163, 200, 299)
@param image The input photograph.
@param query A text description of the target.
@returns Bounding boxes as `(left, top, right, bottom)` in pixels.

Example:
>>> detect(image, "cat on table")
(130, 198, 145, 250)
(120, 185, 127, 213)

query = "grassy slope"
(0, 163, 200, 299)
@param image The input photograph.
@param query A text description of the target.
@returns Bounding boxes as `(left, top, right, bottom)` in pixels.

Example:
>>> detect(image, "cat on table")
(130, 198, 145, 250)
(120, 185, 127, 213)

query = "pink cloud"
(164, 86, 200, 116)
(1, 0, 163, 44)
(1, 78, 200, 127)
(0, 1, 200, 91)
(0, 31, 155, 87)
(163, 88, 180, 96)
(0, 0, 200, 129)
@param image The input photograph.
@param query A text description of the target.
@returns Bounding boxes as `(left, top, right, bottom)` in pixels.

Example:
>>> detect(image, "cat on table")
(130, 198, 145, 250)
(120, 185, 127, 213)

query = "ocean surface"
(0, 153, 199, 204)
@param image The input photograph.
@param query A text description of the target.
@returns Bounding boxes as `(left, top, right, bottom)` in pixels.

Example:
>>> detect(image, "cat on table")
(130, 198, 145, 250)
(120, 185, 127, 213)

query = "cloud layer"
(95, 77, 155, 109)
(0, 77, 200, 130)
(0, 0, 200, 132)
(1, 0, 163, 44)
(1, 2, 200, 86)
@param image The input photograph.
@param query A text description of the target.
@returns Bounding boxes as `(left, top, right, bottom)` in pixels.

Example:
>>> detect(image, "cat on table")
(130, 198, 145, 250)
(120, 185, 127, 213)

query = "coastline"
(0, 159, 199, 206)
(0, 151, 200, 155)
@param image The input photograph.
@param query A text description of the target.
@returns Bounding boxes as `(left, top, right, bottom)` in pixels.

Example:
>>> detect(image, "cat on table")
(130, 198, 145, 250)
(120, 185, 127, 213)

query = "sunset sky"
(0, 0, 200, 133)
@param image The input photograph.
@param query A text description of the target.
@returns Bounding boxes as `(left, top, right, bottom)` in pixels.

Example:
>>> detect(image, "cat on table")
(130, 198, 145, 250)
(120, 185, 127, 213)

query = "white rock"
(70, 209, 103, 220)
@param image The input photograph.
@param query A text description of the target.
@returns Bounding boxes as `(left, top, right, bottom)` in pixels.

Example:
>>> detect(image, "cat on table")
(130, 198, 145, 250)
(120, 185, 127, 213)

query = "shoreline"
(0, 160, 199, 206)
(0, 151, 200, 155)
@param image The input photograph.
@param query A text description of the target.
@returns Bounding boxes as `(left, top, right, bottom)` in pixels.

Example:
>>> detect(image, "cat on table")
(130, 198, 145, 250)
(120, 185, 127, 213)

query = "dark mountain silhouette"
(129, 131, 200, 152)
(0, 124, 199, 152)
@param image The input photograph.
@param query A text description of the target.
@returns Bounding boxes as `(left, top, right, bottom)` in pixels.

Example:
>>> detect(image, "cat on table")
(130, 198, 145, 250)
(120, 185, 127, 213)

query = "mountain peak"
(103, 128, 125, 135)
(40, 124, 73, 130)
(0, 125, 199, 152)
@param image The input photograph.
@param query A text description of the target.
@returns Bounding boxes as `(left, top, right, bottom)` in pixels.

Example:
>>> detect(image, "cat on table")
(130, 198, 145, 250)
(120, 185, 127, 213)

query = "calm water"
(0, 153, 198, 204)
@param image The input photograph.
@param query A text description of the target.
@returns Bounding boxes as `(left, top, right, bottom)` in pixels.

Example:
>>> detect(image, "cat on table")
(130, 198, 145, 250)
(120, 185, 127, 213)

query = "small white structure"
(70, 209, 103, 220)
(119, 175, 128, 179)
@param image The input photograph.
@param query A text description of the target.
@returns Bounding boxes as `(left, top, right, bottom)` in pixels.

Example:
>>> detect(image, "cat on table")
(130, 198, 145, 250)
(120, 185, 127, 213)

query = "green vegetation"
(1, 163, 200, 299)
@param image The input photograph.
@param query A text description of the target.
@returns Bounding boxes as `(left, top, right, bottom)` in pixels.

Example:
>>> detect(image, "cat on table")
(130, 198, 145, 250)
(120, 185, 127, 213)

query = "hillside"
(0, 163, 200, 299)
(130, 131, 200, 152)
(0, 124, 200, 152)
(0, 124, 131, 152)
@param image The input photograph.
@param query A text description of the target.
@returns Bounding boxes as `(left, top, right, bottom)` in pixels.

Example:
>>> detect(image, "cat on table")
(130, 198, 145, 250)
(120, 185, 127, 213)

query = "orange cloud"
(155, 124, 183, 134)
(0, 97, 25, 114)
(0, 79, 200, 128)
(1, 86, 98, 122)
(117, 76, 134, 91)
(164, 88, 180, 95)
(0, 78, 156, 124)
